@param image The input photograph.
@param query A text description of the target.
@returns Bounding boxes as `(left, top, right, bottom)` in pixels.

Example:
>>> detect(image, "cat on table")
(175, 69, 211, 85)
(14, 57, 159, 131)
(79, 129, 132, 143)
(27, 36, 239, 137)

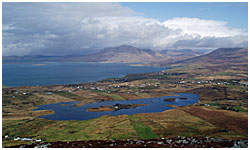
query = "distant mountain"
(154, 49, 206, 65)
(2, 55, 65, 63)
(170, 47, 248, 71)
(64, 45, 163, 63)
(159, 49, 204, 56)
(3, 45, 205, 64)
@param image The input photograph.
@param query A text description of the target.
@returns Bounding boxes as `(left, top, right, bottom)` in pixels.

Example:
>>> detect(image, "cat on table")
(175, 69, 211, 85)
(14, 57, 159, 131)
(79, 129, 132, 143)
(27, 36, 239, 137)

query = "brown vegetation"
(179, 106, 248, 135)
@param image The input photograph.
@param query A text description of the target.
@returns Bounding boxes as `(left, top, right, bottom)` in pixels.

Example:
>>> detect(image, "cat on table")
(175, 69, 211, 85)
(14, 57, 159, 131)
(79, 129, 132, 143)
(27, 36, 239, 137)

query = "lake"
(34, 93, 199, 120)
(2, 62, 167, 87)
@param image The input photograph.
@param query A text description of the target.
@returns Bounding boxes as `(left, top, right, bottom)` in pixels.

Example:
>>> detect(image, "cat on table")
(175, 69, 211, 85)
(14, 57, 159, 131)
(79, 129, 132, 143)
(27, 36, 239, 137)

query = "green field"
(129, 115, 158, 139)
(55, 91, 83, 100)
(92, 90, 126, 100)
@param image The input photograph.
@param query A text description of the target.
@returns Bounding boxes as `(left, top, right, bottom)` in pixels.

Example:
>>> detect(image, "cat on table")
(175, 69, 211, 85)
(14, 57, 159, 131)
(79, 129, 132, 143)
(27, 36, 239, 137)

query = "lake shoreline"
(34, 93, 199, 120)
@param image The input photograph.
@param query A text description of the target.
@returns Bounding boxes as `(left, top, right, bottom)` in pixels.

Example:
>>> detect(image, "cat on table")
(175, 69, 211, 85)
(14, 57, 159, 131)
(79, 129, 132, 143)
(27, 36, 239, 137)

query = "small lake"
(34, 93, 199, 120)
(3, 62, 167, 87)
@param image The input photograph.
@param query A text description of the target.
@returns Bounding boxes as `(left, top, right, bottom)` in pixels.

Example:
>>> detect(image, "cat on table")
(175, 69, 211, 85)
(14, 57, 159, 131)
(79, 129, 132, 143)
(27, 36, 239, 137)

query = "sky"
(121, 2, 248, 29)
(2, 2, 248, 56)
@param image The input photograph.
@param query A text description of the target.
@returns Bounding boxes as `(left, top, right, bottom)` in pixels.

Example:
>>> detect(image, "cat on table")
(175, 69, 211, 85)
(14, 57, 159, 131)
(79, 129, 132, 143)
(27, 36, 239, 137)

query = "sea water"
(3, 62, 167, 87)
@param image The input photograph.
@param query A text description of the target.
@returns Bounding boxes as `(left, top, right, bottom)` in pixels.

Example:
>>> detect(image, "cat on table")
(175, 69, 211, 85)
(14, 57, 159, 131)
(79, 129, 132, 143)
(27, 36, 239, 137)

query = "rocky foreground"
(9, 137, 247, 148)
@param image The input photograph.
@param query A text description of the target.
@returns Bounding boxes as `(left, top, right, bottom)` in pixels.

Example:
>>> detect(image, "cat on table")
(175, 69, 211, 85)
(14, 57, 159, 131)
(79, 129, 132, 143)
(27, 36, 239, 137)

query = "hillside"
(154, 49, 206, 65)
(177, 48, 247, 64)
(171, 48, 248, 72)
(161, 47, 248, 81)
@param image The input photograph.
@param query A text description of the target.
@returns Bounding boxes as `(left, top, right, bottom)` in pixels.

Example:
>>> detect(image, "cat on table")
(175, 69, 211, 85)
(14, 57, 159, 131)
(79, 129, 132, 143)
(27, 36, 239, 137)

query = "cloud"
(162, 17, 247, 38)
(3, 24, 16, 31)
(3, 3, 248, 56)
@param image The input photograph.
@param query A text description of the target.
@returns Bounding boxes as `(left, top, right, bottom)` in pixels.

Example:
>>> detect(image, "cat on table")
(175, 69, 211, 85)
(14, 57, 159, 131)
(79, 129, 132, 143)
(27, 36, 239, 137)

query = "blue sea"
(3, 62, 167, 87)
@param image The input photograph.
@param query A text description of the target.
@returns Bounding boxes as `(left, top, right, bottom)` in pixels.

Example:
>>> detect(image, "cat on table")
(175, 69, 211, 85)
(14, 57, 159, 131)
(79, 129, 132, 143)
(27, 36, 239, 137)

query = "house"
(21, 138, 33, 141)
(36, 139, 42, 142)
(90, 87, 96, 90)
(14, 137, 21, 141)
(44, 92, 53, 95)
(239, 81, 248, 86)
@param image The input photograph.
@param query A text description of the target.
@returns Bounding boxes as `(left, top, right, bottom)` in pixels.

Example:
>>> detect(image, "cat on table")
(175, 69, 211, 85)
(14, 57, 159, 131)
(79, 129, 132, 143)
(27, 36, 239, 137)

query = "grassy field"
(55, 91, 85, 101)
(2, 115, 139, 147)
(232, 106, 248, 112)
(128, 115, 158, 139)
(92, 90, 126, 100)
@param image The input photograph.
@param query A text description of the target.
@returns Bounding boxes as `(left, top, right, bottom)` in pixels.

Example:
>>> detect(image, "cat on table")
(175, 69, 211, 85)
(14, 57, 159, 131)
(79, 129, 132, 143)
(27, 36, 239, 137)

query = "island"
(87, 103, 147, 112)
(163, 98, 176, 102)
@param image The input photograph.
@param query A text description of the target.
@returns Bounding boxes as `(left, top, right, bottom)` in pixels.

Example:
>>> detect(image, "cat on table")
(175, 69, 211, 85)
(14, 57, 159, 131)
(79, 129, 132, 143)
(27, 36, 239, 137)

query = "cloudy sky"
(2, 2, 248, 56)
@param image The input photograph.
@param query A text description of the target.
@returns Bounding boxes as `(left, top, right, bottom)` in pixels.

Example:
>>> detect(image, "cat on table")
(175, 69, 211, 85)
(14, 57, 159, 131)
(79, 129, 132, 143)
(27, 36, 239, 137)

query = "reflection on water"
(34, 93, 199, 120)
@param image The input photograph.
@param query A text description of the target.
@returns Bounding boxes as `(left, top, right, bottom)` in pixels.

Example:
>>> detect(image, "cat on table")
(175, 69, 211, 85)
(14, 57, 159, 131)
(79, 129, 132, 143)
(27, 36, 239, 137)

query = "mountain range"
(2, 46, 247, 68)
(2, 45, 206, 64)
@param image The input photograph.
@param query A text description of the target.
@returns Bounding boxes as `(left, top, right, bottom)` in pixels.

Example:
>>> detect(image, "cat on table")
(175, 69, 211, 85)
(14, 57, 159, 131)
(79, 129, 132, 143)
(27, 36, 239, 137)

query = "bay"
(3, 62, 167, 87)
